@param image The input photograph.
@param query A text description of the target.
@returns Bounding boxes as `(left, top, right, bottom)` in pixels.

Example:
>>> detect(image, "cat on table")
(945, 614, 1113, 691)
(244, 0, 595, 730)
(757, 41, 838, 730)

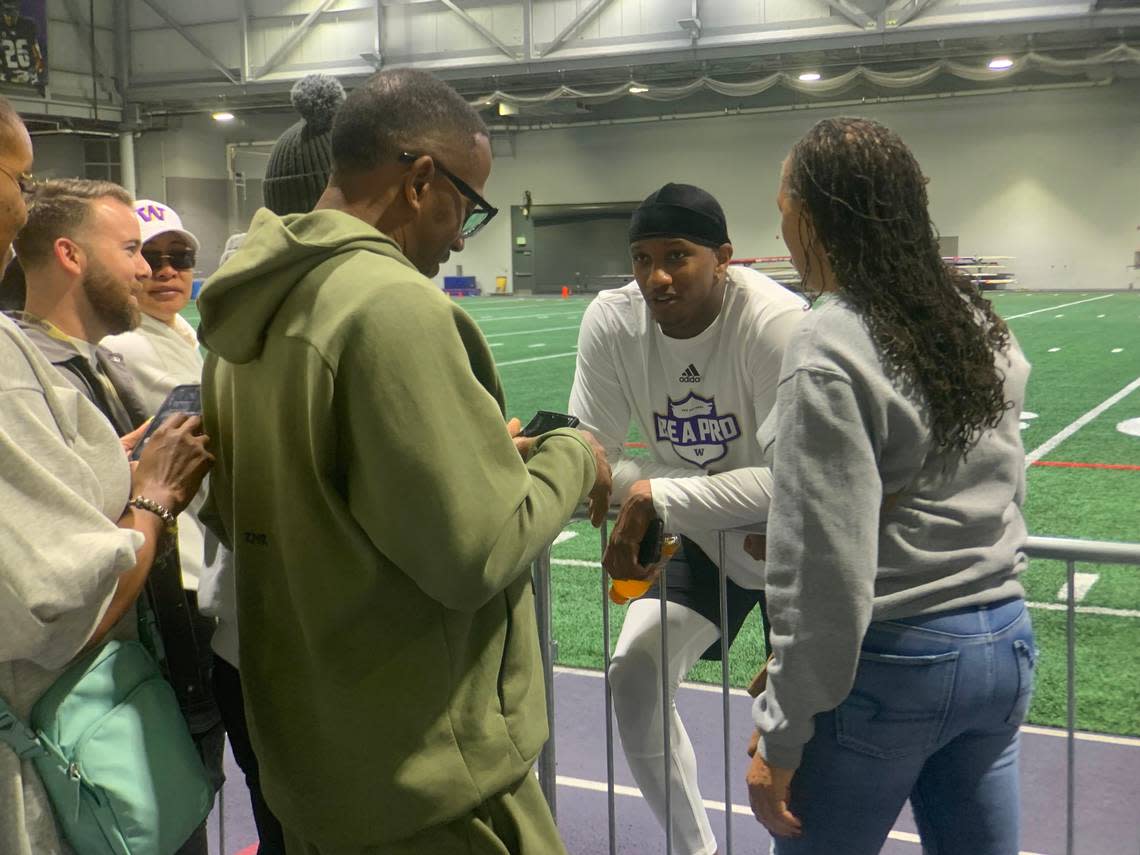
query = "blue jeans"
(775, 598, 1036, 855)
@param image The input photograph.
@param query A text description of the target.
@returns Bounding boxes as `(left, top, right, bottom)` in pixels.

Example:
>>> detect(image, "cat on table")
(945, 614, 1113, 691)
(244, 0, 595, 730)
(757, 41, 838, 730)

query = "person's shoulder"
(584, 281, 645, 330)
(102, 322, 161, 357)
(784, 298, 876, 377)
(328, 257, 457, 339)
(0, 314, 43, 393)
(728, 266, 809, 314)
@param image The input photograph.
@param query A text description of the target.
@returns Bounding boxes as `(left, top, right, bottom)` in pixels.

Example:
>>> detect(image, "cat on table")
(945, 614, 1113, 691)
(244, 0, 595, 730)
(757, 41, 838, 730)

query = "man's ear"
(402, 154, 436, 215)
(715, 242, 734, 274)
(52, 237, 84, 277)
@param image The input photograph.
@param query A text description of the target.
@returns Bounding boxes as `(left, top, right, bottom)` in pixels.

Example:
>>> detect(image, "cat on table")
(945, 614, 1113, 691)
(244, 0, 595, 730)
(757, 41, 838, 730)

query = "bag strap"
(144, 550, 215, 722)
(0, 696, 46, 760)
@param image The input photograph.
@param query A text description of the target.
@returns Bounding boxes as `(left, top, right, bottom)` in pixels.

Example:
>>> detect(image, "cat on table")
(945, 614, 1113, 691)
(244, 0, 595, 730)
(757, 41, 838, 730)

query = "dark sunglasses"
(142, 249, 197, 271)
(398, 151, 497, 239)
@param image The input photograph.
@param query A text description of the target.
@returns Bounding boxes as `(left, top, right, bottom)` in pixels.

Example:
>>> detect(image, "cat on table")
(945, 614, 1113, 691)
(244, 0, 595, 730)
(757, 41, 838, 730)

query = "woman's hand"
(132, 413, 214, 515)
(119, 419, 151, 457)
(746, 729, 802, 839)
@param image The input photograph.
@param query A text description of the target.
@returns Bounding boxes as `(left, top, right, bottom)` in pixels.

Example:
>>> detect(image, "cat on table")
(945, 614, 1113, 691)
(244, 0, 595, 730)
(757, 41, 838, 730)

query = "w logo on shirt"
(654, 392, 740, 468)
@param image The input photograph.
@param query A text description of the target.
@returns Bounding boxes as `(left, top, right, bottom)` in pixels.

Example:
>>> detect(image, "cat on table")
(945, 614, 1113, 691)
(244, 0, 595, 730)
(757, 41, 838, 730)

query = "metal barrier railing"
(531, 521, 1140, 855)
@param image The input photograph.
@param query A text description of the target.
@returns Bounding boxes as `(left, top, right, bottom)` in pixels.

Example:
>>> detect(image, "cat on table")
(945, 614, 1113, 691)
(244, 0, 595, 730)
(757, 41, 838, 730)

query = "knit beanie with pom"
(263, 74, 346, 215)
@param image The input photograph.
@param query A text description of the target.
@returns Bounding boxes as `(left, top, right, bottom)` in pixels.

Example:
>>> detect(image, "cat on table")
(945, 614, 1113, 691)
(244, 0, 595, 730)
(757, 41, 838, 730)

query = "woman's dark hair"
(786, 117, 1011, 456)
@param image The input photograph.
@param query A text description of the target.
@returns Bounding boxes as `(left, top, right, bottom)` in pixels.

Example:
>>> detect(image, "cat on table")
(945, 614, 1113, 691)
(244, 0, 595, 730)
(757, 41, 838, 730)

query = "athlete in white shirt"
(568, 183, 806, 854)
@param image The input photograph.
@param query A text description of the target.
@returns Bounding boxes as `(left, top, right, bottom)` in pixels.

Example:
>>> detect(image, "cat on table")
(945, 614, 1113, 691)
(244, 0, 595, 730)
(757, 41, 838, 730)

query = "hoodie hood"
(198, 208, 415, 364)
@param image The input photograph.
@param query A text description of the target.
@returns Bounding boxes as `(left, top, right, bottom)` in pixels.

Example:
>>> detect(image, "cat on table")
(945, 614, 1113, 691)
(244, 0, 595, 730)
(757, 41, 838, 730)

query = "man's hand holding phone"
(506, 412, 612, 527)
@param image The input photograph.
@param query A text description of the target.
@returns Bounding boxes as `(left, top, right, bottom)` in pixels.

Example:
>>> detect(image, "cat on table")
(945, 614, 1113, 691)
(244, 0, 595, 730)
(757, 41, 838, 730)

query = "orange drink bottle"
(610, 534, 680, 605)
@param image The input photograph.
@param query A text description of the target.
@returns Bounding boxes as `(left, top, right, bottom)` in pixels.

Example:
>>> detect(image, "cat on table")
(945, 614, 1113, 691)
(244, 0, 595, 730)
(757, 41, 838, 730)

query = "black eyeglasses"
(0, 163, 36, 193)
(398, 152, 497, 239)
(142, 249, 197, 271)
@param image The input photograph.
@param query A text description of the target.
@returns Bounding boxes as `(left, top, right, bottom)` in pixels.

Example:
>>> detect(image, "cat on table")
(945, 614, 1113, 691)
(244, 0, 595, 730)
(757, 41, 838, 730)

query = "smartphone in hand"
(519, 410, 580, 437)
(637, 518, 665, 566)
(129, 384, 201, 461)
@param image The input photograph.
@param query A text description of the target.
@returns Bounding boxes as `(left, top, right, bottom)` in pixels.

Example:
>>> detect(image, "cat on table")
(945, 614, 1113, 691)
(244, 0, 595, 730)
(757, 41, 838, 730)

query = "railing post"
(601, 520, 618, 855)
(660, 561, 672, 855)
(718, 531, 734, 855)
(533, 546, 557, 819)
(217, 784, 225, 855)
(1066, 559, 1077, 855)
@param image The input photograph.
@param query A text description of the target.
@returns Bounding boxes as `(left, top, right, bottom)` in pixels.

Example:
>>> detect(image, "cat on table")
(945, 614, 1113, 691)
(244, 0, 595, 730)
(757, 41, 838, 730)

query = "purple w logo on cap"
(136, 204, 167, 223)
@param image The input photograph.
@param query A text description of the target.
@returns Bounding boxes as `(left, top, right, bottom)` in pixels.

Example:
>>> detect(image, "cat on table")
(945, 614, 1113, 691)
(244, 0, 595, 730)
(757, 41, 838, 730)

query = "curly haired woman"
(745, 117, 1036, 855)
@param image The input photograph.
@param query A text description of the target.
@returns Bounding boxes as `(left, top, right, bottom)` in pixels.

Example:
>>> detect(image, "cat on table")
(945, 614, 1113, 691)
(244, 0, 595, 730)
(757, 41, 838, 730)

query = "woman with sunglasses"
(104, 198, 202, 404)
(102, 200, 224, 855)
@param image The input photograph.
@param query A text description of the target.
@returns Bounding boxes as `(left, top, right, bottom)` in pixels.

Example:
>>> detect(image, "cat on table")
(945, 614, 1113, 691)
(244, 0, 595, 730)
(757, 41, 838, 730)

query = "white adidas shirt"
(568, 265, 807, 587)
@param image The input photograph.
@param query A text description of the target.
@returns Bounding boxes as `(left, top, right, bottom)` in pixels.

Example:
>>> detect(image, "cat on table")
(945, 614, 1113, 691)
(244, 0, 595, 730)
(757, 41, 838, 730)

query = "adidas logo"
(679, 364, 702, 383)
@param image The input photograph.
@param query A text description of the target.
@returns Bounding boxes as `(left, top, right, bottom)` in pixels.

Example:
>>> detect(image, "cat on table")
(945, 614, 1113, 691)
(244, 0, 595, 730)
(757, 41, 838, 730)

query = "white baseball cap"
(132, 199, 200, 251)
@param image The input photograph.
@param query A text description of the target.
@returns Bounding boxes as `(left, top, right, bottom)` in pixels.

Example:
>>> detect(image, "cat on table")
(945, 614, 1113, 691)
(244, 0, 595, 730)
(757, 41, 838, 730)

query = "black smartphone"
(637, 518, 664, 567)
(130, 384, 202, 461)
(519, 410, 580, 437)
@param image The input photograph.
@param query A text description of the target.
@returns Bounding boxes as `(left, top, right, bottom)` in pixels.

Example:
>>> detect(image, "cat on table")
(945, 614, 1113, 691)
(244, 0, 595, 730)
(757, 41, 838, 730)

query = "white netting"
(470, 44, 1140, 108)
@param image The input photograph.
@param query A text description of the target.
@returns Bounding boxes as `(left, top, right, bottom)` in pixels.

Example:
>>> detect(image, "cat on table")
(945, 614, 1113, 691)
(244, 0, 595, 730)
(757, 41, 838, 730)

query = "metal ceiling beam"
(539, 0, 618, 57)
(137, 0, 240, 85)
(523, 0, 533, 59)
(239, 0, 251, 82)
(885, 0, 940, 28)
(58, 0, 116, 97)
(821, 0, 878, 29)
(253, 0, 340, 80)
(439, 0, 520, 60)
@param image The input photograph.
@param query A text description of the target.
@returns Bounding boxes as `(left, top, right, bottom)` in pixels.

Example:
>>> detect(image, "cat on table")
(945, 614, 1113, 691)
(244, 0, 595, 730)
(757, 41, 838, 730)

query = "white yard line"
(554, 775, 1050, 852)
(497, 351, 577, 367)
(1024, 376, 1140, 464)
(475, 310, 583, 323)
(1025, 601, 1140, 619)
(1003, 294, 1113, 320)
(1056, 573, 1099, 603)
(483, 325, 580, 339)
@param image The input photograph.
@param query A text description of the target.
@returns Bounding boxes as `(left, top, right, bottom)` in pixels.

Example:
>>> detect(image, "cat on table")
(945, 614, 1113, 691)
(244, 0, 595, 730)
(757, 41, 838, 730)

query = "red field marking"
(1031, 461, 1140, 472)
(235, 846, 258, 855)
(625, 442, 647, 448)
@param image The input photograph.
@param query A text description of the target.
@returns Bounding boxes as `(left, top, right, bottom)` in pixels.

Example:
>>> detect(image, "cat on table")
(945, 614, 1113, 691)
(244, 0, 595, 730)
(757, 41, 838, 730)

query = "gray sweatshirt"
(753, 297, 1029, 769)
(0, 313, 142, 855)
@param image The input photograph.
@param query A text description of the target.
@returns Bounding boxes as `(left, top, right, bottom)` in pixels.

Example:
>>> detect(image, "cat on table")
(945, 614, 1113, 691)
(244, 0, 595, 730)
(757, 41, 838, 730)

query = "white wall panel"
(130, 80, 1139, 290)
(132, 22, 241, 76)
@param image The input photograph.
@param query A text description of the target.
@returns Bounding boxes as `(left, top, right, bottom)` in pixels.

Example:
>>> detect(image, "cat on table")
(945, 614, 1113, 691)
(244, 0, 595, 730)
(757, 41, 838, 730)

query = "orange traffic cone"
(561, 286, 570, 299)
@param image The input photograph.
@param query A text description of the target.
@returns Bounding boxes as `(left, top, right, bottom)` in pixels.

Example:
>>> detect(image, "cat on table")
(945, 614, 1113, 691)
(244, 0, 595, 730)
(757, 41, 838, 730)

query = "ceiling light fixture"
(211, 111, 235, 122)
(629, 85, 649, 94)
(988, 57, 1014, 70)
(798, 71, 822, 82)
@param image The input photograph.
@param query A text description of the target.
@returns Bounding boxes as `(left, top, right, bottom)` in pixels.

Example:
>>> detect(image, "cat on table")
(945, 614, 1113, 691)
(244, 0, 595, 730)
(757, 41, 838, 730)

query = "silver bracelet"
(128, 495, 177, 532)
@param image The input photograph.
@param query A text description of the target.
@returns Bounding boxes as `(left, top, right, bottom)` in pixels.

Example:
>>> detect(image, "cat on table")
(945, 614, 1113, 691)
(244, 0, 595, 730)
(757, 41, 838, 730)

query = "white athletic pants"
(609, 598, 721, 855)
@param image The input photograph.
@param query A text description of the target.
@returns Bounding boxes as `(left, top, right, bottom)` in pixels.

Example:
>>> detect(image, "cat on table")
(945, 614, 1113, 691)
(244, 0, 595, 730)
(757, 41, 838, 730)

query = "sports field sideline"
(183, 289, 1140, 736)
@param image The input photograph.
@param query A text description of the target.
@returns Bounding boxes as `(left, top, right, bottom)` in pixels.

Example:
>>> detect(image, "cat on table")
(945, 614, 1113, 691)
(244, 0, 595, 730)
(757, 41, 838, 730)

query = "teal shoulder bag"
(0, 640, 215, 855)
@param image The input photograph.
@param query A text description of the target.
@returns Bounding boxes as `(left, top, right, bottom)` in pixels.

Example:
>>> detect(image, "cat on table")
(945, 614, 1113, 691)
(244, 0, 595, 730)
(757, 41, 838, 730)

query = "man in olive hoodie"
(197, 69, 610, 855)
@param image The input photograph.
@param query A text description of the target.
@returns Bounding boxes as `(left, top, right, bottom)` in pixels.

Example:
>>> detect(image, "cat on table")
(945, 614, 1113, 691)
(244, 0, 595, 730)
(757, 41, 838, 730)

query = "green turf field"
(185, 289, 1140, 735)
